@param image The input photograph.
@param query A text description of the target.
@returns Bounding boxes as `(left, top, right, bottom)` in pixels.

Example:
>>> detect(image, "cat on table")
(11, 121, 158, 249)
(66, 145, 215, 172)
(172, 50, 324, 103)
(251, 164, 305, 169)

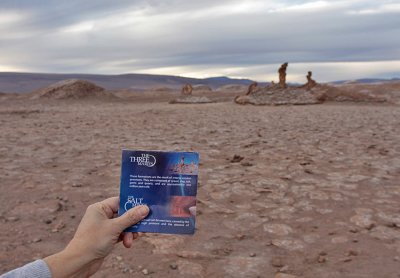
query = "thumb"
(113, 205, 149, 231)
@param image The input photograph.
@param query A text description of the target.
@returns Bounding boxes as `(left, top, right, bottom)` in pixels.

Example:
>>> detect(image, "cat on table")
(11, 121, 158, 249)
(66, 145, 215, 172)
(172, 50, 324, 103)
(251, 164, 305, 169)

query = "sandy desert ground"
(1, 90, 400, 277)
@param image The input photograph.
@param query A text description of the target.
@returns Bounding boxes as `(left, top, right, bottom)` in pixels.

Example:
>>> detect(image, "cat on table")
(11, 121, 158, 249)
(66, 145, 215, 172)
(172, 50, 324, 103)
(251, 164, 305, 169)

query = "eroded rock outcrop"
(235, 86, 324, 106)
(246, 82, 258, 95)
(278, 62, 288, 89)
(30, 79, 115, 100)
(181, 84, 193, 96)
(169, 83, 214, 104)
(303, 71, 317, 90)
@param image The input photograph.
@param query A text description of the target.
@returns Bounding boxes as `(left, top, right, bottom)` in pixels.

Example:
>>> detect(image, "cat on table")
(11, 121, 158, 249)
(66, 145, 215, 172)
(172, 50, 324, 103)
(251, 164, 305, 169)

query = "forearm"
(44, 247, 99, 278)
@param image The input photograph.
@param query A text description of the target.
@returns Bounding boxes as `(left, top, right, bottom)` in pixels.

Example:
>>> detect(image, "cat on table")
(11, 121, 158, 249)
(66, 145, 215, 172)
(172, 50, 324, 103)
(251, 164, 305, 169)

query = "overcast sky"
(1, 0, 399, 82)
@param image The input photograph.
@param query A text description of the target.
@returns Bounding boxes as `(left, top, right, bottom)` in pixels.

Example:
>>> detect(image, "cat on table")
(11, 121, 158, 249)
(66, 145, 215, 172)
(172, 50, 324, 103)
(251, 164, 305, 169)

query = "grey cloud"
(0, 0, 399, 80)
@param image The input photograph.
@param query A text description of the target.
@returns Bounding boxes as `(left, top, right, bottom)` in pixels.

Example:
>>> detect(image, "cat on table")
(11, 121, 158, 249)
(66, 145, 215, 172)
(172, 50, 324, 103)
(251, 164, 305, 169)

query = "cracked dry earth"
(1, 99, 400, 278)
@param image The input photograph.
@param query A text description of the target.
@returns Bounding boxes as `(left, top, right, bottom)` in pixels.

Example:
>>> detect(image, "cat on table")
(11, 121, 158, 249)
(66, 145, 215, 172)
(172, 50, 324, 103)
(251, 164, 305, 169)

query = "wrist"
(44, 247, 95, 278)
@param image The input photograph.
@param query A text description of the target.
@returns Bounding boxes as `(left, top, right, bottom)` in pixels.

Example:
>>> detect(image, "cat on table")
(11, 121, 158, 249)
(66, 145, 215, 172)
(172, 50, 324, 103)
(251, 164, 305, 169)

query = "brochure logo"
(124, 196, 146, 211)
(130, 154, 156, 167)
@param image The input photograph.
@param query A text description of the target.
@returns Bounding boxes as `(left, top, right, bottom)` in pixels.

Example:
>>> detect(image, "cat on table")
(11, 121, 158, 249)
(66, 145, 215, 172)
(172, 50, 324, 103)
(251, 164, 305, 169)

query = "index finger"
(100, 197, 120, 213)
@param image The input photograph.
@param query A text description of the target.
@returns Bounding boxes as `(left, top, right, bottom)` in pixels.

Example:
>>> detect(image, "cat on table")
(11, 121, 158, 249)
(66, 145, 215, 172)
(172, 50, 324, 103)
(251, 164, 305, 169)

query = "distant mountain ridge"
(1, 72, 399, 93)
(331, 77, 400, 85)
(0, 72, 255, 93)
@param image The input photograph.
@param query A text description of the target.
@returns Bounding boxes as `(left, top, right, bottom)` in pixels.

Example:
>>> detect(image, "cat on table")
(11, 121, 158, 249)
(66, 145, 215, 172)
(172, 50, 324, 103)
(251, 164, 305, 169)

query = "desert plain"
(1, 82, 400, 278)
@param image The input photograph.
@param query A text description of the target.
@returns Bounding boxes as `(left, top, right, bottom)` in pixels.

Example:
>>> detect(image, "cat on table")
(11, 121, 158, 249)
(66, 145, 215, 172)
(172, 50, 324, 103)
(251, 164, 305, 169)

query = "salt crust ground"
(0, 93, 399, 278)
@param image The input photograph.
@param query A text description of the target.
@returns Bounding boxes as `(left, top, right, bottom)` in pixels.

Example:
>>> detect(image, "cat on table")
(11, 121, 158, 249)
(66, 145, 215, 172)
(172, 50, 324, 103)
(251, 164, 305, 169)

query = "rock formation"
(246, 82, 258, 95)
(30, 79, 115, 100)
(304, 71, 317, 90)
(235, 87, 324, 106)
(170, 83, 213, 104)
(278, 62, 288, 88)
(181, 84, 193, 96)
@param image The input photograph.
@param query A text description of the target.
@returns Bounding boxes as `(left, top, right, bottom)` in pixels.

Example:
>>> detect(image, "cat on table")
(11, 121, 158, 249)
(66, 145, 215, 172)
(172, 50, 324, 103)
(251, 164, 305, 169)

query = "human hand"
(44, 197, 149, 278)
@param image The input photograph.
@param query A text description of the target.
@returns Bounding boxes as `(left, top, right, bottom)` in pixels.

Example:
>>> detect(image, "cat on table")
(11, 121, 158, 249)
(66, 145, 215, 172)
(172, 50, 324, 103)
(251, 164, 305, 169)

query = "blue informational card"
(118, 150, 199, 235)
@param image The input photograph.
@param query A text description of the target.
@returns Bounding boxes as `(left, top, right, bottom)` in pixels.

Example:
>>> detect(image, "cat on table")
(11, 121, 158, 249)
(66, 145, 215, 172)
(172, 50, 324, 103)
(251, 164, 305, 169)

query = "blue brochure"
(118, 150, 199, 235)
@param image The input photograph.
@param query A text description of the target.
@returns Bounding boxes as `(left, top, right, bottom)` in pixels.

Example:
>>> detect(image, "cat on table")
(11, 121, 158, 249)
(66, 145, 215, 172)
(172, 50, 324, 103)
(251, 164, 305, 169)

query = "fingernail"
(137, 205, 149, 217)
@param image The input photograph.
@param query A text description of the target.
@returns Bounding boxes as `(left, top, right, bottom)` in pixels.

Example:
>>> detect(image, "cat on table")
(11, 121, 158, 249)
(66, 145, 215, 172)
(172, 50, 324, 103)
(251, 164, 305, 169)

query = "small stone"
(349, 228, 359, 233)
(235, 234, 246, 240)
(331, 236, 348, 244)
(116, 256, 123, 261)
(52, 221, 65, 232)
(6, 216, 19, 222)
(241, 162, 253, 167)
(32, 238, 42, 243)
(230, 155, 244, 163)
(318, 255, 326, 263)
(394, 256, 400, 262)
(343, 257, 352, 262)
(72, 183, 82, 187)
(264, 223, 293, 236)
(350, 214, 375, 230)
(44, 219, 52, 224)
(142, 268, 149, 275)
(319, 251, 327, 256)
(279, 265, 289, 272)
(169, 263, 178, 270)
(271, 257, 284, 267)
(51, 202, 63, 213)
(346, 250, 358, 256)
(249, 253, 256, 257)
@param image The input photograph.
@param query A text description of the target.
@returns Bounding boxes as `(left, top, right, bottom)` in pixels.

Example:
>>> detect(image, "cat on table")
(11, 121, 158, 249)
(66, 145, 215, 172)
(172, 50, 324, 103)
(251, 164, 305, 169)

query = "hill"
(0, 72, 254, 93)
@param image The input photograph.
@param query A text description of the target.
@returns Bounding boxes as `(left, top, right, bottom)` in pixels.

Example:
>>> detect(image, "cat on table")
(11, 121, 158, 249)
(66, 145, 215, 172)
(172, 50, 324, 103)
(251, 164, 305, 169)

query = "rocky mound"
(235, 84, 389, 106)
(235, 86, 324, 105)
(169, 96, 214, 104)
(30, 79, 115, 100)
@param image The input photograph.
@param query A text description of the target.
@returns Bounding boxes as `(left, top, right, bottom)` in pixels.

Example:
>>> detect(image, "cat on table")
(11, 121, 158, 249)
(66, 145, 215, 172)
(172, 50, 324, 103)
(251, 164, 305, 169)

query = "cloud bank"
(0, 0, 399, 82)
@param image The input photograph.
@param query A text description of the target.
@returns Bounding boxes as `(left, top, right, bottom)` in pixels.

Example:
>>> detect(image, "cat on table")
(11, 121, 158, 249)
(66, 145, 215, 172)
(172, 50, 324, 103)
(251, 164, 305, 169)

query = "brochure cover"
(118, 150, 199, 235)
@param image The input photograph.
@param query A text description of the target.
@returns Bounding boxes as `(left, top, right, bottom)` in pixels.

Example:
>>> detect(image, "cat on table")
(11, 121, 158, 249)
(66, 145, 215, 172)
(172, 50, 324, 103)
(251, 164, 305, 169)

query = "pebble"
(44, 219, 52, 224)
(279, 265, 289, 272)
(6, 216, 19, 222)
(235, 234, 246, 240)
(51, 202, 63, 213)
(142, 268, 149, 275)
(230, 155, 244, 163)
(52, 221, 65, 232)
(271, 257, 284, 267)
(264, 223, 293, 235)
(346, 250, 358, 256)
(116, 256, 123, 261)
(318, 255, 326, 263)
(32, 238, 42, 243)
(169, 263, 178, 270)
(249, 253, 257, 257)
